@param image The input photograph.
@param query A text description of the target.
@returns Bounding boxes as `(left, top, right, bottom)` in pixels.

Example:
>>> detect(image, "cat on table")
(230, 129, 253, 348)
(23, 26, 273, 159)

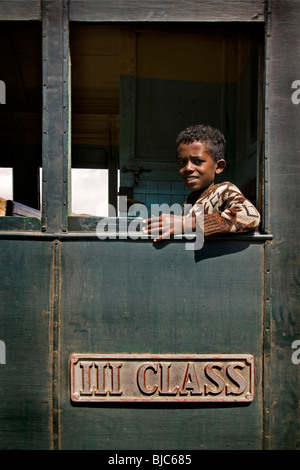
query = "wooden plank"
(0, 0, 41, 20)
(69, 0, 265, 22)
(6, 200, 41, 218)
(265, 0, 300, 450)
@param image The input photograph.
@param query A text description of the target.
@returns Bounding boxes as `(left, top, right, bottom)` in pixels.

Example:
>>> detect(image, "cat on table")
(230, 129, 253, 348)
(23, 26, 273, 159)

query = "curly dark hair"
(176, 124, 226, 162)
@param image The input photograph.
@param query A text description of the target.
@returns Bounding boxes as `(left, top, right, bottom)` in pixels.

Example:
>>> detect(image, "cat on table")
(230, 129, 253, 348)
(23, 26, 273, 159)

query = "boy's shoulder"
(185, 181, 245, 209)
(200, 181, 242, 199)
(195, 182, 246, 213)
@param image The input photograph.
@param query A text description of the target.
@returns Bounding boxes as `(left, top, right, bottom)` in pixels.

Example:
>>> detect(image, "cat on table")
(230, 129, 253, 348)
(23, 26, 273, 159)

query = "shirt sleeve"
(193, 182, 261, 238)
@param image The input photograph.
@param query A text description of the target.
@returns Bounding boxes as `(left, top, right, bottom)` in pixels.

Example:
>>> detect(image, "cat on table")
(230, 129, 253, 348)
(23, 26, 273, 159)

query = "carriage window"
(70, 25, 119, 218)
(0, 21, 263, 232)
(69, 23, 263, 225)
(0, 22, 42, 220)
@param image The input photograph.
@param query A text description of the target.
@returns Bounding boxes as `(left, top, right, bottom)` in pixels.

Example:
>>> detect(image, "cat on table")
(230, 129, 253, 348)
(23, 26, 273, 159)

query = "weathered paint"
(69, 0, 265, 23)
(264, 0, 300, 450)
(0, 0, 299, 452)
(57, 238, 264, 449)
(42, 0, 70, 233)
(0, 239, 53, 449)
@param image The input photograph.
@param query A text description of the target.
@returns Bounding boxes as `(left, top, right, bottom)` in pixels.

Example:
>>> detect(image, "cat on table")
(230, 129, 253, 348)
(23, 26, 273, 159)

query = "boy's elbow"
(242, 202, 261, 231)
(242, 210, 261, 233)
(230, 207, 261, 234)
(251, 208, 261, 230)
(255, 213, 261, 229)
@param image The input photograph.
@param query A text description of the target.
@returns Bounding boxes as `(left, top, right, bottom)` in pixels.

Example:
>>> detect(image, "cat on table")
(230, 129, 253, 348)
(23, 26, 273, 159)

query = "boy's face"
(177, 141, 225, 192)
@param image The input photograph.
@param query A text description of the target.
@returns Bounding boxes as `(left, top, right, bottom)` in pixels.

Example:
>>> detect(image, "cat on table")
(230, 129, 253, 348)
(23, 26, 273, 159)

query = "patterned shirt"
(184, 181, 261, 237)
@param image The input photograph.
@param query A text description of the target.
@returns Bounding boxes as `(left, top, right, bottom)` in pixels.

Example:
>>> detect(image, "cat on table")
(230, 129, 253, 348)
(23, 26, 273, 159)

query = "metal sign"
(70, 353, 254, 403)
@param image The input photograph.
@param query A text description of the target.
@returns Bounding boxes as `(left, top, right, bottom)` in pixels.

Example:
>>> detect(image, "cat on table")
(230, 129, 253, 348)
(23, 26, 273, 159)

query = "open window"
(69, 22, 263, 228)
(0, 21, 263, 230)
(0, 22, 42, 226)
(70, 24, 120, 219)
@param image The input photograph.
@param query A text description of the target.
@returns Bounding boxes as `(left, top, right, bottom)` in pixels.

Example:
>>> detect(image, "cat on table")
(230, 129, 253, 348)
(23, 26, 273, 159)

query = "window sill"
(0, 216, 41, 232)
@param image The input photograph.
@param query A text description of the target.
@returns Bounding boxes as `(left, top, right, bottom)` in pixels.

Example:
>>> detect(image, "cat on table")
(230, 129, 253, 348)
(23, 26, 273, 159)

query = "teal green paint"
(0, 217, 41, 232)
(0, 236, 266, 449)
(59, 239, 264, 450)
(0, 240, 53, 449)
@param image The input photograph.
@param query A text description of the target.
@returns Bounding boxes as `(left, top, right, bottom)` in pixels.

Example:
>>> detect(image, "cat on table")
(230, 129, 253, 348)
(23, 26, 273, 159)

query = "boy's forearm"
(201, 209, 260, 238)
(203, 213, 230, 237)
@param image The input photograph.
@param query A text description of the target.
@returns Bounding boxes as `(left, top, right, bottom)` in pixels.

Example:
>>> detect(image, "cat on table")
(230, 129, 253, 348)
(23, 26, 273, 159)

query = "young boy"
(143, 124, 260, 242)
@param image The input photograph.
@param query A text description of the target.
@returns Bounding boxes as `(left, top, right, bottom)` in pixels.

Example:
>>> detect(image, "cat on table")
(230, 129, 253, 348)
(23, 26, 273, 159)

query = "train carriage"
(0, 0, 299, 450)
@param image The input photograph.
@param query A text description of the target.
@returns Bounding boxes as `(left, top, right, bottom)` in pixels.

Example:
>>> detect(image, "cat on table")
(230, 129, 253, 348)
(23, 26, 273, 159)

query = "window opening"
(0, 168, 13, 216)
(70, 24, 120, 218)
(39, 166, 114, 218)
(71, 168, 109, 217)
(0, 22, 42, 219)
(70, 23, 263, 227)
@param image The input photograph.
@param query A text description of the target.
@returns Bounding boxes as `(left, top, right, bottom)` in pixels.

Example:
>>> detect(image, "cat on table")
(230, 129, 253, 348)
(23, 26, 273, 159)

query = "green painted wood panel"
(59, 239, 265, 450)
(0, 239, 53, 449)
(265, 0, 300, 450)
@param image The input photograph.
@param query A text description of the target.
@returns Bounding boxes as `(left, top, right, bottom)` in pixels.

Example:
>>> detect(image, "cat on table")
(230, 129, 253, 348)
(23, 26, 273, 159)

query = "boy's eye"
(178, 158, 204, 166)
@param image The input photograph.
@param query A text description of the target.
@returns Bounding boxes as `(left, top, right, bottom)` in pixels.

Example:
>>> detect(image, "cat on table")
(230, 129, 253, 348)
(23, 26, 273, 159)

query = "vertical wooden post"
(42, 0, 70, 233)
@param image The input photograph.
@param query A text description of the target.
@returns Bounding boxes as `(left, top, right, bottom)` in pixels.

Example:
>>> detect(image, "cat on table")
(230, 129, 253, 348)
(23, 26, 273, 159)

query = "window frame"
(0, 0, 270, 239)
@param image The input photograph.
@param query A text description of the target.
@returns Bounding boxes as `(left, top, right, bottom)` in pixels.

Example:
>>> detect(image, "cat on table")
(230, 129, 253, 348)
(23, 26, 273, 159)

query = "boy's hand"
(142, 214, 183, 242)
